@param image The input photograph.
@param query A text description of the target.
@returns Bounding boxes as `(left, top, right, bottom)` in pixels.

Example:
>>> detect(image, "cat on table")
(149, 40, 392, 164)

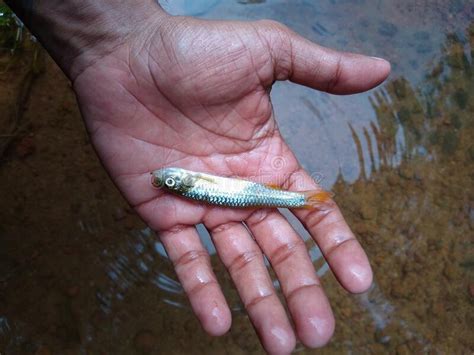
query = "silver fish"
(151, 167, 332, 209)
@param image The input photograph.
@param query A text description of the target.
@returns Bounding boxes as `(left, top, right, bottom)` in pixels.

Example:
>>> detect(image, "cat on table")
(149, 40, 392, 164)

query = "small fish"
(151, 167, 332, 209)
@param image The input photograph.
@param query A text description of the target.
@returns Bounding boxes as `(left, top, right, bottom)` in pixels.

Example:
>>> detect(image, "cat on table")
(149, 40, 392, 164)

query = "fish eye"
(165, 177, 176, 188)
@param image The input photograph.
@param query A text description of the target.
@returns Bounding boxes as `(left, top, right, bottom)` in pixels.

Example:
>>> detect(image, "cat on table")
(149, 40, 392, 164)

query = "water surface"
(0, 0, 473, 353)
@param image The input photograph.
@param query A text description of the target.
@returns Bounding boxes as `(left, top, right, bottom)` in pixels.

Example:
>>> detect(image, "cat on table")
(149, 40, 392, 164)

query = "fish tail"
(302, 189, 333, 209)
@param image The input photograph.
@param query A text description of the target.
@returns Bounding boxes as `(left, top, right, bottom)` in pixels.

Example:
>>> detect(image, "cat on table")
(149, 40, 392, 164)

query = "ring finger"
(246, 209, 334, 348)
(208, 221, 296, 354)
(159, 225, 231, 335)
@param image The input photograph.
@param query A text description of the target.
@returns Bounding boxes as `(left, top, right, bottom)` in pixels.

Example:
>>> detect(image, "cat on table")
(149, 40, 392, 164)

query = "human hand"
(69, 6, 389, 354)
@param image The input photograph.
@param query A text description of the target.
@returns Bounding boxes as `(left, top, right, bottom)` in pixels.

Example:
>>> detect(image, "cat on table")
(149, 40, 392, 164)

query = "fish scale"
(151, 167, 331, 209)
(183, 180, 306, 208)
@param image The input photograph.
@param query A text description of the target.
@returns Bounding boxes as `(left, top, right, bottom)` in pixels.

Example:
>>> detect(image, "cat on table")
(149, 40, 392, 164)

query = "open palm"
(72, 14, 389, 353)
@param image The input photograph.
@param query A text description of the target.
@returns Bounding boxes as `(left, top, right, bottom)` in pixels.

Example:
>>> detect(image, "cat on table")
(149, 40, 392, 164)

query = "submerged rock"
(378, 21, 398, 37)
(133, 330, 157, 354)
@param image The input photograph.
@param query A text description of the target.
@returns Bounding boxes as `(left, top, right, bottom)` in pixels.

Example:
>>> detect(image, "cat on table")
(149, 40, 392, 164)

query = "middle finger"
(208, 221, 296, 354)
(246, 209, 335, 348)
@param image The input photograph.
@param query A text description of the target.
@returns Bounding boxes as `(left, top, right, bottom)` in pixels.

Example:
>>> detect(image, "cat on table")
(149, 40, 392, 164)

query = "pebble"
(441, 131, 458, 154)
(232, 316, 260, 353)
(406, 340, 424, 353)
(360, 204, 376, 220)
(15, 136, 36, 158)
(413, 305, 426, 320)
(378, 20, 398, 37)
(112, 207, 127, 221)
(124, 217, 136, 230)
(427, 238, 443, 252)
(134, 330, 157, 354)
(397, 106, 411, 125)
(387, 174, 399, 186)
(443, 264, 458, 281)
(35, 346, 52, 355)
(453, 88, 468, 109)
(369, 343, 386, 353)
(374, 327, 391, 344)
(452, 211, 465, 226)
(339, 305, 352, 318)
(89, 309, 106, 330)
(63, 246, 74, 255)
(431, 301, 445, 315)
(390, 279, 405, 299)
(413, 31, 430, 41)
(468, 146, 474, 162)
(353, 222, 377, 238)
(398, 165, 414, 179)
(396, 343, 410, 355)
(66, 285, 79, 298)
(85, 169, 100, 182)
(469, 284, 474, 298)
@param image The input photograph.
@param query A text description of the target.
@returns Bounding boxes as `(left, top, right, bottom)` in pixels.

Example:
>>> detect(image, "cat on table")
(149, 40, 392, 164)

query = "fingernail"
(270, 326, 291, 347)
(370, 56, 391, 67)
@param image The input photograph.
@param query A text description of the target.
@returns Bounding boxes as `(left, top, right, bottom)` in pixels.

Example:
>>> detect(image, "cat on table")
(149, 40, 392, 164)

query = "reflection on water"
(1, 0, 473, 353)
(160, 0, 222, 16)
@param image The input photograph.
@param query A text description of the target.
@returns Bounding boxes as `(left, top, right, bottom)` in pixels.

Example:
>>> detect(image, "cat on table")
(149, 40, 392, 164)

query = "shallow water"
(1, 0, 473, 354)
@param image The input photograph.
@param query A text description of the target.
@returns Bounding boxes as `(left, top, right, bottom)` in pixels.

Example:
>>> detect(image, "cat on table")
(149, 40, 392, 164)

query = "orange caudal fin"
(302, 190, 334, 209)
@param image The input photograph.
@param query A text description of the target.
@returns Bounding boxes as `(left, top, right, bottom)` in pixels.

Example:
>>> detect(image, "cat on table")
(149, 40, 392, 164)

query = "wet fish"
(151, 167, 332, 209)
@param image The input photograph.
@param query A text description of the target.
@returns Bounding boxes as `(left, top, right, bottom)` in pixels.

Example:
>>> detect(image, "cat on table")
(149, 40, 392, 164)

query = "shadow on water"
(0, 0, 473, 354)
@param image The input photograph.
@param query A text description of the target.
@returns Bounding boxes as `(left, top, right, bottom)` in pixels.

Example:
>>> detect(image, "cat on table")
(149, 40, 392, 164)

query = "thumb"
(256, 20, 391, 95)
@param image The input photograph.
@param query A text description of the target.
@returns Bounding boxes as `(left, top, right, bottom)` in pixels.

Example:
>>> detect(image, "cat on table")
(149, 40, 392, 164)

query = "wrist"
(5, 0, 167, 80)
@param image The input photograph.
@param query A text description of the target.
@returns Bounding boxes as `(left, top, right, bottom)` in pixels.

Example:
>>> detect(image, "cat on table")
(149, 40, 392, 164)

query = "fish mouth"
(151, 169, 164, 188)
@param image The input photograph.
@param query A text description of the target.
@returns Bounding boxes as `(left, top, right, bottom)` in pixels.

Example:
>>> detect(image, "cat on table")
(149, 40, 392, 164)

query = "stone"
(339, 305, 352, 318)
(15, 135, 36, 158)
(133, 330, 157, 354)
(396, 343, 410, 355)
(378, 21, 398, 37)
(443, 264, 458, 281)
(360, 204, 376, 220)
(387, 174, 399, 186)
(124, 216, 136, 230)
(35, 346, 52, 355)
(112, 207, 127, 221)
(66, 286, 79, 298)
(390, 279, 406, 299)
(374, 328, 391, 344)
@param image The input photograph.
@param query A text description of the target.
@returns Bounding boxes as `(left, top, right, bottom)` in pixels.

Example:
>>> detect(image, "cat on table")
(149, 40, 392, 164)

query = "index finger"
(287, 168, 373, 293)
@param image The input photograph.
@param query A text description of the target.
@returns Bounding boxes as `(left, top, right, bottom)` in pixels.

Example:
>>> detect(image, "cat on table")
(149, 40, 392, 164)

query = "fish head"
(151, 167, 196, 192)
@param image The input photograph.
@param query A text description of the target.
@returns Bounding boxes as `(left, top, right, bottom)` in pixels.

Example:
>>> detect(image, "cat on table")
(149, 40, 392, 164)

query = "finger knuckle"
(270, 239, 306, 268)
(228, 249, 262, 274)
(246, 209, 273, 227)
(245, 292, 274, 310)
(304, 209, 333, 231)
(187, 279, 218, 298)
(210, 222, 240, 235)
(286, 283, 321, 304)
(174, 249, 209, 269)
(325, 237, 356, 260)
